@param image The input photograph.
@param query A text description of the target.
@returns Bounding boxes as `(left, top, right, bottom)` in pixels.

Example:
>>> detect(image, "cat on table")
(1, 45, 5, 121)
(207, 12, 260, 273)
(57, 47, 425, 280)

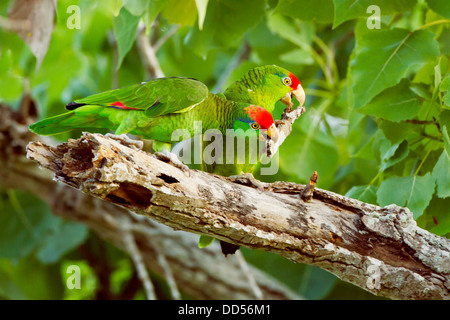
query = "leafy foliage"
(0, 0, 449, 300)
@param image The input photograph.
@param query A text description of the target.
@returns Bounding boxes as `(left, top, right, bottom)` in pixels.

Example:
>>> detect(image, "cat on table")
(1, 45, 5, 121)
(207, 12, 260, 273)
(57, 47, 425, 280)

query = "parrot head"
(224, 65, 306, 113)
(232, 105, 279, 143)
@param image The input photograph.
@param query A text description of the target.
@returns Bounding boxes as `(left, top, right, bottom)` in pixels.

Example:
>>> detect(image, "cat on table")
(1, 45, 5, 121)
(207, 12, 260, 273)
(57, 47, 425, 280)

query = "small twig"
(266, 106, 306, 157)
(136, 21, 165, 79)
(153, 24, 180, 52)
(102, 213, 157, 299)
(152, 244, 181, 300)
(300, 171, 318, 202)
(123, 230, 157, 300)
(235, 251, 264, 300)
(0, 16, 31, 31)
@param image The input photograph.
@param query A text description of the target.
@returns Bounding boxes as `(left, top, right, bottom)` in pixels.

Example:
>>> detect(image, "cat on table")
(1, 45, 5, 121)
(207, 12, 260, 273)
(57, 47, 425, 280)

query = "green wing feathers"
(74, 77, 208, 116)
(29, 106, 115, 135)
(30, 77, 209, 136)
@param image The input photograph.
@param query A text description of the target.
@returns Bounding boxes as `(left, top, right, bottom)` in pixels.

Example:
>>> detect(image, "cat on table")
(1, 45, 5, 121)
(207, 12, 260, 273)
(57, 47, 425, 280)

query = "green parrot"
(197, 65, 306, 254)
(195, 65, 305, 178)
(222, 65, 305, 114)
(29, 77, 279, 153)
(29, 65, 305, 256)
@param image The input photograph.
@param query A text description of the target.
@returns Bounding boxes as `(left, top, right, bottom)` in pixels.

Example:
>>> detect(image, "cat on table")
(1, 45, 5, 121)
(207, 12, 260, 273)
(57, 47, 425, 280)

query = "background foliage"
(0, 0, 449, 299)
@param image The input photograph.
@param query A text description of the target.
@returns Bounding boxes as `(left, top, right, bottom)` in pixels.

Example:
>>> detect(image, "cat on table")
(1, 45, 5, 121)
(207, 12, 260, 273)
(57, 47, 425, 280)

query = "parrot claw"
(154, 150, 190, 174)
(105, 133, 144, 150)
(229, 172, 265, 191)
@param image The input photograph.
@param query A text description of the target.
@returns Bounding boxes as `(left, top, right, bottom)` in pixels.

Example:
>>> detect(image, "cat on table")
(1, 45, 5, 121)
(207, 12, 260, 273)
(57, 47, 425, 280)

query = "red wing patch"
(109, 101, 140, 110)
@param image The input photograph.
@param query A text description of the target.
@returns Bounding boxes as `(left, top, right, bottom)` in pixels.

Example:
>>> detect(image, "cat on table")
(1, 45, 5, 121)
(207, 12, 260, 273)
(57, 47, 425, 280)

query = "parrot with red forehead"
(223, 65, 305, 114)
(29, 65, 305, 256)
(29, 65, 304, 167)
(29, 77, 279, 154)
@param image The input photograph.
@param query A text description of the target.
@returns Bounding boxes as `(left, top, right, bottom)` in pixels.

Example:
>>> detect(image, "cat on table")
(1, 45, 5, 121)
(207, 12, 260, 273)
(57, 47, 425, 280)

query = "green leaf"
(185, 0, 266, 57)
(379, 139, 409, 172)
(378, 120, 420, 144)
(426, 196, 450, 236)
(0, 190, 88, 264)
(353, 133, 376, 159)
(275, 0, 334, 23)
(280, 48, 314, 65)
(122, 0, 149, 16)
(432, 151, 450, 198)
(36, 221, 88, 264)
(376, 173, 435, 219)
(0, 256, 64, 299)
(439, 111, 450, 159)
(333, 0, 417, 28)
(0, 191, 57, 261)
(357, 80, 421, 122)
(349, 23, 440, 110)
(161, 0, 198, 26)
(0, 47, 25, 102)
(345, 185, 377, 204)
(147, 0, 169, 23)
(426, 0, 450, 19)
(113, 6, 141, 69)
(0, 267, 28, 299)
(440, 73, 450, 107)
(442, 124, 450, 159)
(266, 13, 315, 50)
(297, 265, 337, 299)
(198, 234, 215, 248)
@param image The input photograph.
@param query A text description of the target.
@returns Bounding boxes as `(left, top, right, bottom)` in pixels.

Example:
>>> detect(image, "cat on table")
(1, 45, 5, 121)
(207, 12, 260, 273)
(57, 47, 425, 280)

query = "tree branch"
(136, 21, 164, 79)
(0, 103, 300, 300)
(26, 131, 450, 300)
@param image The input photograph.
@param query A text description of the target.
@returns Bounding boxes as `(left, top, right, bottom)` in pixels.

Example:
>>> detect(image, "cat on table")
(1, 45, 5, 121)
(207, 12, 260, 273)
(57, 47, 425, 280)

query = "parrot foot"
(105, 133, 144, 150)
(154, 150, 190, 174)
(229, 172, 265, 191)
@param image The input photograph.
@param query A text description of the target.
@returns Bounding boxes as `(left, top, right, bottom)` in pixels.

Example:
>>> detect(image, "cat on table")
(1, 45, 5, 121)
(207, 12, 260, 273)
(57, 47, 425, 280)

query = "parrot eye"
(251, 122, 260, 130)
(282, 77, 291, 86)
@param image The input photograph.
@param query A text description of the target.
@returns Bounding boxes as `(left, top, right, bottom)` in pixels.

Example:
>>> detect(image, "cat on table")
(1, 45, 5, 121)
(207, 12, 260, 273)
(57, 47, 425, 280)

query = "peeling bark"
(26, 132, 450, 300)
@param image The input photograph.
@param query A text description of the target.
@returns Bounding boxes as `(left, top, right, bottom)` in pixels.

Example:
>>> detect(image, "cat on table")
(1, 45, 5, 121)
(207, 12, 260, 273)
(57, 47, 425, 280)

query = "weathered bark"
(26, 131, 450, 300)
(0, 103, 300, 300)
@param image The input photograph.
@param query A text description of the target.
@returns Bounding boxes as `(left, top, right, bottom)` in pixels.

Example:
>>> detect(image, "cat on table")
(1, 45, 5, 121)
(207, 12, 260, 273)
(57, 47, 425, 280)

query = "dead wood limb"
(26, 132, 450, 300)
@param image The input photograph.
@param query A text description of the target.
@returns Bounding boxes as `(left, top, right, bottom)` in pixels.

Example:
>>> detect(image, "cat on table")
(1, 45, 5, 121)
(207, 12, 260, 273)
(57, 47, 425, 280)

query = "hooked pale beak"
(280, 84, 306, 109)
(265, 123, 279, 144)
(292, 84, 306, 107)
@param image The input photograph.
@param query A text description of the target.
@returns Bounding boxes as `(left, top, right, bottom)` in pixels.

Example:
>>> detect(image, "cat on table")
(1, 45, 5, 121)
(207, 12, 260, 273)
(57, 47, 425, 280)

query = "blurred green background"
(0, 0, 449, 300)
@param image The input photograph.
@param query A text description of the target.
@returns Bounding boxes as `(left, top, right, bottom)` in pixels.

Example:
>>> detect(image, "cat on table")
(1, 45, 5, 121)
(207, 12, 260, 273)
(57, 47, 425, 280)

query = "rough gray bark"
(0, 103, 300, 300)
(26, 131, 450, 300)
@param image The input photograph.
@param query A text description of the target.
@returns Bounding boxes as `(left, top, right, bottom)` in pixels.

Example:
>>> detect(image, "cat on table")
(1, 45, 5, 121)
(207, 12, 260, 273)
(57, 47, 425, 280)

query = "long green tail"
(29, 106, 111, 135)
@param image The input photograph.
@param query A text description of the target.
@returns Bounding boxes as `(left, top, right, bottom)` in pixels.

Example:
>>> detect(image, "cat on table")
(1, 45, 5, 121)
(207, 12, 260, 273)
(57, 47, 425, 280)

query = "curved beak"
(280, 84, 306, 108)
(265, 123, 279, 144)
(292, 84, 306, 107)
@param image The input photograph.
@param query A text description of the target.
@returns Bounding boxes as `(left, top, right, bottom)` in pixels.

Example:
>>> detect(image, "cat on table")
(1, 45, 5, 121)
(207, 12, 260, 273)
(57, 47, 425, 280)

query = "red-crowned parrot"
(29, 65, 306, 256)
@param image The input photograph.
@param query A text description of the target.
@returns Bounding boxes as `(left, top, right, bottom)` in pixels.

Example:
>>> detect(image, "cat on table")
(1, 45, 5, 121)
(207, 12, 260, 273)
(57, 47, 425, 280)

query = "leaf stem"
(305, 88, 333, 98)
(414, 141, 434, 176)
(415, 19, 450, 31)
(313, 35, 340, 85)
(309, 48, 334, 89)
